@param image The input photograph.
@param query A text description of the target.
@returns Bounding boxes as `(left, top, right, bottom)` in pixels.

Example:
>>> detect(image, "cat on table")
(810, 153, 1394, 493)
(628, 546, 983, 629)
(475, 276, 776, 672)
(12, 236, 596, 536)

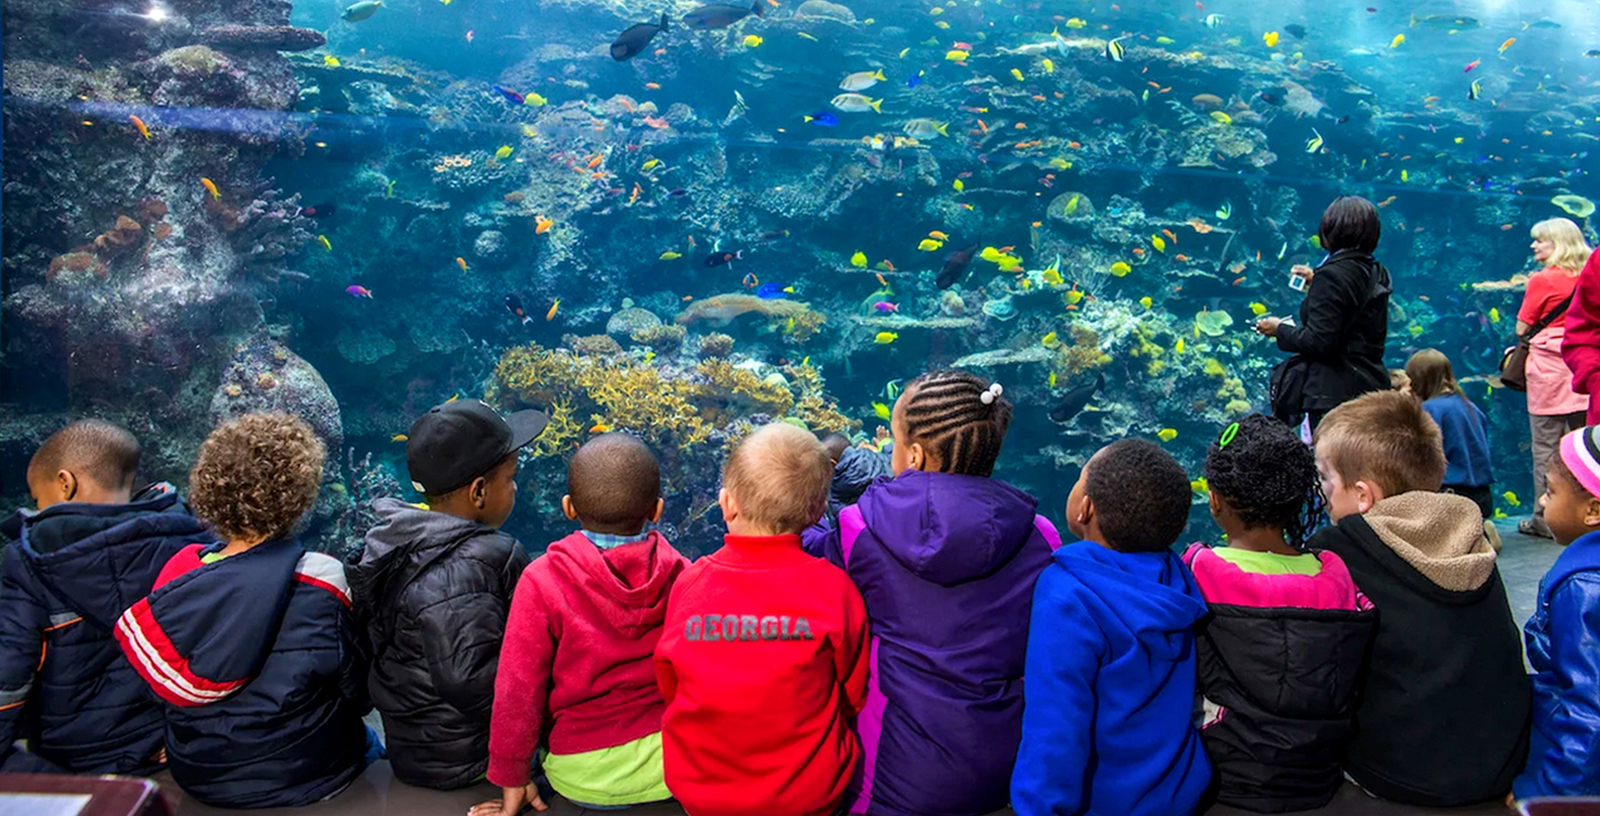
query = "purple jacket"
(803, 470, 1061, 816)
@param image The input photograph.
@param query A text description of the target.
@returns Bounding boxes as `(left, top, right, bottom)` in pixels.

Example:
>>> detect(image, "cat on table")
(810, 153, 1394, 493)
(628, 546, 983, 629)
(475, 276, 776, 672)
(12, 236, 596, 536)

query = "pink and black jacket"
(1183, 544, 1377, 813)
(114, 537, 370, 808)
(803, 470, 1059, 816)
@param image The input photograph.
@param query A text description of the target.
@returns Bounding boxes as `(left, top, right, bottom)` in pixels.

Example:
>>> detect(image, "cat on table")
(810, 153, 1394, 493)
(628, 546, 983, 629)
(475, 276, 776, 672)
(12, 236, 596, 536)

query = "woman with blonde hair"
(1517, 217, 1591, 537)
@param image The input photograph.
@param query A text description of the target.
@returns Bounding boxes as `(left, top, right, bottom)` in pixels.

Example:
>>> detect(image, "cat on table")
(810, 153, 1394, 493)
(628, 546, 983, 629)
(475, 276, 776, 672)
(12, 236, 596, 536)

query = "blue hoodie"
(1515, 528, 1600, 798)
(1011, 541, 1212, 816)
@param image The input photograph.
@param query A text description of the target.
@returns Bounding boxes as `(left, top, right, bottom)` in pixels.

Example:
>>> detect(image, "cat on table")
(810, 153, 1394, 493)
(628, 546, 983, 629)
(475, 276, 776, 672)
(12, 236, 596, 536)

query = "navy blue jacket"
(115, 537, 369, 807)
(0, 484, 206, 774)
(1515, 529, 1600, 798)
(1422, 395, 1494, 488)
(1011, 541, 1212, 816)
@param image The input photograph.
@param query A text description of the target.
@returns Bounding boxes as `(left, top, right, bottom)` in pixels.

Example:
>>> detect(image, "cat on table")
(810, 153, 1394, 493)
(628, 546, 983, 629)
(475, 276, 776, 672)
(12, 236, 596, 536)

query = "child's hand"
(467, 784, 546, 815)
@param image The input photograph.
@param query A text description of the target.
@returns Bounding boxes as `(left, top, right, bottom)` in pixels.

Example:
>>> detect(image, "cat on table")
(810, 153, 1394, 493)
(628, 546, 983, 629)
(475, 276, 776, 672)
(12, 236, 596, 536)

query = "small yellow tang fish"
(1158, 428, 1178, 442)
(317, 234, 332, 251)
(874, 331, 899, 344)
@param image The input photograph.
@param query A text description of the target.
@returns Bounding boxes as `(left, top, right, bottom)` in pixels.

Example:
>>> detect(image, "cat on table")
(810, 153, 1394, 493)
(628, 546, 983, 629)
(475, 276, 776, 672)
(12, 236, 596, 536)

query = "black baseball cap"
(406, 400, 549, 495)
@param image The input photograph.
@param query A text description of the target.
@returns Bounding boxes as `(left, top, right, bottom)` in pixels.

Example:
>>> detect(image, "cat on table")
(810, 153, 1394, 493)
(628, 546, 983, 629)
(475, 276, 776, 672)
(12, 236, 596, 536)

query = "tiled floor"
(168, 518, 1559, 816)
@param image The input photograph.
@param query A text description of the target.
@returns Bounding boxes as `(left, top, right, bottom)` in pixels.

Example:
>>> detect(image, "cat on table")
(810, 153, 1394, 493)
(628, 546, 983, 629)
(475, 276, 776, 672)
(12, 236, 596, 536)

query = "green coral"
(1194, 309, 1235, 337)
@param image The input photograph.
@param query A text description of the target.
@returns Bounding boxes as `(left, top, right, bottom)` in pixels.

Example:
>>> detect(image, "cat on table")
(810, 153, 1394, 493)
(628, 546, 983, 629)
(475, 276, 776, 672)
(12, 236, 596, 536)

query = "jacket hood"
(16, 483, 209, 629)
(857, 470, 1040, 586)
(1058, 541, 1208, 660)
(544, 531, 684, 637)
(1361, 492, 1496, 591)
(832, 446, 892, 507)
(349, 498, 500, 619)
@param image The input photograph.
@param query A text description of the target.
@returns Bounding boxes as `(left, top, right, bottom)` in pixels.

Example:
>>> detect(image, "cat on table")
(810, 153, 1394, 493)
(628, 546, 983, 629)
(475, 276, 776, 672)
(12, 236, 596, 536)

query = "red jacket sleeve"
(485, 566, 555, 788)
(1565, 250, 1600, 395)
(834, 574, 870, 715)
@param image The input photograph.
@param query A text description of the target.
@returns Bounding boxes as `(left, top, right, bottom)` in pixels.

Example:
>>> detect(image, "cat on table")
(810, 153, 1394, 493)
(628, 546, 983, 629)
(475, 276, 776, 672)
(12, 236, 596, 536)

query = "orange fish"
(629, 183, 641, 204)
(654, 48, 667, 56)
(1377, 195, 1397, 208)
(129, 114, 151, 140)
(1013, 140, 1042, 149)
(619, 98, 637, 112)
(1229, 261, 1247, 274)
(1015, 122, 1027, 130)
(1161, 228, 1177, 243)
(535, 216, 554, 234)
(643, 116, 671, 129)
(881, 260, 896, 272)
(546, 299, 560, 320)
(1174, 254, 1190, 262)
(976, 119, 989, 134)
(1147, 81, 1161, 89)
(683, 295, 694, 301)
(1132, 247, 1146, 256)
(876, 272, 890, 287)
(645, 82, 661, 90)
(200, 177, 221, 200)
(586, 154, 603, 169)
(1187, 218, 1214, 234)
(1500, 223, 1515, 231)
(1067, 141, 1081, 149)
(1233, 276, 1247, 285)
(455, 256, 468, 272)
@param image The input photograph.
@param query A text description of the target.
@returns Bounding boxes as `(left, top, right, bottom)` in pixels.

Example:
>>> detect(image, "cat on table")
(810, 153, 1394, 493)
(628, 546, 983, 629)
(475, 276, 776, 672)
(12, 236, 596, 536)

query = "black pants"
(1443, 483, 1495, 519)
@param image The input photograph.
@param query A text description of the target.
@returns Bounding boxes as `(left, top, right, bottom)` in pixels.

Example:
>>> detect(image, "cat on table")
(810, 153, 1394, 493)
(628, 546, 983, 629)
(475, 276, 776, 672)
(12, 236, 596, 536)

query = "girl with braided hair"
(1182, 415, 1377, 813)
(801, 369, 1060, 816)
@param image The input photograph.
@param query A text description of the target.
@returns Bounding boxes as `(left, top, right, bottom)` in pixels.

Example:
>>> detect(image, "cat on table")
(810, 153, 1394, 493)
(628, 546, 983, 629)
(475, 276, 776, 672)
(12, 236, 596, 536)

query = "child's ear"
(561, 495, 580, 521)
(718, 488, 736, 522)
(470, 476, 489, 509)
(1584, 498, 1600, 528)
(1207, 489, 1223, 518)
(56, 470, 79, 502)
(649, 498, 665, 523)
(1354, 479, 1383, 514)
(906, 441, 926, 472)
(1077, 494, 1095, 528)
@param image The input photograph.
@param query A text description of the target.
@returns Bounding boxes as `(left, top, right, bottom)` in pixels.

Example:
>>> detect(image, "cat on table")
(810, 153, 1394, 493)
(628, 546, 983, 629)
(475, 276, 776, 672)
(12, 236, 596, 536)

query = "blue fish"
(491, 84, 525, 105)
(756, 282, 790, 299)
(803, 111, 839, 127)
(907, 71, 923, 89)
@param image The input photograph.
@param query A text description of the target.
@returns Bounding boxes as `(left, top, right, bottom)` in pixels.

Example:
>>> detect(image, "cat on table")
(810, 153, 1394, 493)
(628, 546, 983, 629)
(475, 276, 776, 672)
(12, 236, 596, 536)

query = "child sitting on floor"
(1183, 415, 1376, 813)
(0, 420, 209, 774)
(1513, 425, 1600, 799)
(1308, 390, 1529, 807)
(805, 371, 1058, 816)
(1011, 439, 1211, 816)
(115, 413, 370, 808)
(474, 433, 687, 814)
(655, 423, 869, 816)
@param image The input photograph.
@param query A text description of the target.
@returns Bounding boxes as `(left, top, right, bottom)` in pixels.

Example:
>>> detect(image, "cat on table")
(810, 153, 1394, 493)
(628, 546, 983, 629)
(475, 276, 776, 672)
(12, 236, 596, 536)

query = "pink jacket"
(1561, 249, 1600, 423)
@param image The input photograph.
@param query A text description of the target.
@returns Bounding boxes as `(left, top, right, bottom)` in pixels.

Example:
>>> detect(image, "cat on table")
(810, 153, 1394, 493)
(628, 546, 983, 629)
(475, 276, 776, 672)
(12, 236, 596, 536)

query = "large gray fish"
(936, 239, 980, 289)
(612, 13, 669, 61)
(1049, 373, 1103, 424)
(683, 0, 763, 30)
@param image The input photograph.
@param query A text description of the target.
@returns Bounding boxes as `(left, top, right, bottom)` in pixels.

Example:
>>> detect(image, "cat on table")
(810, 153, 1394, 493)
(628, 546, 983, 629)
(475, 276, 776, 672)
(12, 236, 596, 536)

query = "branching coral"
(529, 399, 582, 457)
(698, 333, 735, 358)
(1057, 325, 1112, 375)
(206, 182, 315, 282)
(632, 324, 687, 354)
(692, 360, 794, 426)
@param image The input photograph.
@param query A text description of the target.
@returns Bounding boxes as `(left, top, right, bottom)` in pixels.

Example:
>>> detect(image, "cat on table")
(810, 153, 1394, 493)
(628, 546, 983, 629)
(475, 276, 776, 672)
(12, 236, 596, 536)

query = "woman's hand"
(1292, 264, 1314, 284)
(1256, 317, 1283, 337)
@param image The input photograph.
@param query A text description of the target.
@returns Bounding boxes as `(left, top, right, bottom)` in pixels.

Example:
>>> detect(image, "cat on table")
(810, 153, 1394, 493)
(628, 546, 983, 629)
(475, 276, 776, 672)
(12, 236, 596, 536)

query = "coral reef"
(632, 324, 687, 354)
(698, 333, 736, 358)
(676, 294, 826, 343)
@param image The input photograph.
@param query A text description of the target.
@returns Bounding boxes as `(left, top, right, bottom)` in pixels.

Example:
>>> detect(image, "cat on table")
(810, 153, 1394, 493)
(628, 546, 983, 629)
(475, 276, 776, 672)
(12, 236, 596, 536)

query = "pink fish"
(1464, 58, 1480, 73)
(346, 285, 373, 298)
(873, 301, 899, 313)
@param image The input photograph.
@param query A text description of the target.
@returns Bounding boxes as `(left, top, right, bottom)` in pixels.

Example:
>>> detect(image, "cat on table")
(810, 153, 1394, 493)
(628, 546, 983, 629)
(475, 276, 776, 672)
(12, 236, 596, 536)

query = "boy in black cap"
(347, 400, 546, 790)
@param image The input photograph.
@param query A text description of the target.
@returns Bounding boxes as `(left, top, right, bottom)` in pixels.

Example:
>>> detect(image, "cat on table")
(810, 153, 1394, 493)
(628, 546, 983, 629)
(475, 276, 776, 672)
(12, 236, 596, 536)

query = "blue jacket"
(0, 484, 206, 774)
(1515, 529, 1600, 799)
(1011, 541, 1212, 816)
(114, 537, 369, 807)
(1422, 395, 1493, 488)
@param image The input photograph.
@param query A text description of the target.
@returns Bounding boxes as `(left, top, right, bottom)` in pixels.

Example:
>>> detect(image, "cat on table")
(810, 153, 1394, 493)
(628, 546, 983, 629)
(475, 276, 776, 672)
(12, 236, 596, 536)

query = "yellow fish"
(1263, 31, 1279, 47)
(874, 331, 899, 344)
(851, 251, 868, 268)
(642, 158, 663, 172)
(1503, 490, 1521, 507)
(1011, 68, 1025, 81)
(324, 54, 341, 67)
(897, 45, 908, 56)
(743, 34, 763, 47)
(1064, 288, 1083, 304)
(1408, 324, 1425, 336)
(659, 251, 682, 260)
(1191, 477, 1209, 494)
(945, 49, 970, 61)
(1048, 372, 1058, 388)
(929, 6, 943, 14)
(1151, 235, 1167, 253)
(1454, 136, 1464, 144)
(1250, 302, 1268, 316)
(1175, 338, 1187, 353)
(317, 234, 332, 252)
(1498, 37, 1515, 54)
(934, 20, 949, 29)
(1390, 33, 1405, 48)
(1156, 36, 1175, 45)
(918, 239, 944, 251)
(521, 124, 538, 138)
(800, 32, 820, 42)
(1109, 261, 1131, 277)
(1062, 194, 1080, 215)
(1064, 18, 1086, 28)
(1041, 58, 1055, 74)
(391, 434, 408, 442)
(494, 145, 513, 160)
(546, 299, 560, 321)
(201, 177, 221, 200)
(1158, 428, 1178, 442)
(1210, 111, 1233, 125)
(1043, 266, 1064, 287)
(1041, 331, 1059, 347)
(1400, 169, 1409, 182)
(1140, 296, 1153, 309)
(953, 179, 964, 191)
(872, 401, 892, 420)
(526, 92, 548, 106)
(1489, 307, 1501, 323)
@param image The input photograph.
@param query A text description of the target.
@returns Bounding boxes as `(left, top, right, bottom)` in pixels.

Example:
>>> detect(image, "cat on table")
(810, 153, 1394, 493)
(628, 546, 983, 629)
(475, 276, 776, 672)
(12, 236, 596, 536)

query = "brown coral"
(675, 293, 826, 343)
(93, 216, 143, 256)
(562, 333, 626, 357)
(256, 372, 278, 391)
(698, 333, 735, 359)
(151, 222, 174, 240)
(47, 251, 108, 282)
(631, 323, 686, 354)
(137, 197, 169, 222)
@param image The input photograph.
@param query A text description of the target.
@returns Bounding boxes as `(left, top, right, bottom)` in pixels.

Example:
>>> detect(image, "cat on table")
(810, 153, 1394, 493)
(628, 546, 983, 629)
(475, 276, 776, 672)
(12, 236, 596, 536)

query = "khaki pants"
(1531, 411, 1586, 519)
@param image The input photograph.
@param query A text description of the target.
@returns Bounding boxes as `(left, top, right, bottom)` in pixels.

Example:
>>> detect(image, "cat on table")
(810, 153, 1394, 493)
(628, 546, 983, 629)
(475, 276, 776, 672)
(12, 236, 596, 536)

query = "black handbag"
(1269, 356, 1310, 426)
(1500, 292, 1574, 392)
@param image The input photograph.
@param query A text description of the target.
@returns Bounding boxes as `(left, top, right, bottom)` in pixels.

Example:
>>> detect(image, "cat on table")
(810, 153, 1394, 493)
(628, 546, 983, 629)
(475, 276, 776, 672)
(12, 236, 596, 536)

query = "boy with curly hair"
(0, 420, 209, 774)
(349, 400, 543, 790)
(115, 413, 371, 808)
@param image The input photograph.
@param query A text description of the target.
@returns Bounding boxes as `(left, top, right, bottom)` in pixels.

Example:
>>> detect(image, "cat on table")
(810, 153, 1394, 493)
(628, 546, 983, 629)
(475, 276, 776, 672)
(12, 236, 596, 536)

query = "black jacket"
(1274, 251, 1392, 413)
(1187, 548, 1378, 813)
(1310, 493, 1530, 807)
(0, 484, 207, 774)
(348, 499, 530, 790)
(115, 537, 369, 808)
(826, 446, 893, 523)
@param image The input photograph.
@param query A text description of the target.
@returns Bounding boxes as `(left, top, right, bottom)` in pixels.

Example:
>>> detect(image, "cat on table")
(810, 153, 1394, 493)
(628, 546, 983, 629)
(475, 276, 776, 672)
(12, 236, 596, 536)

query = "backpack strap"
(839, 505, 866, 568)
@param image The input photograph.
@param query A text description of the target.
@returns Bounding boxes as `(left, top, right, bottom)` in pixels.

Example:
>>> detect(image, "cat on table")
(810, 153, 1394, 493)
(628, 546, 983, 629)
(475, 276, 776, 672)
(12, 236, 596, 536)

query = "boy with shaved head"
(475, 433, 688, 815)
(0, 420, 208, 773)
(655, 423, 870, 816)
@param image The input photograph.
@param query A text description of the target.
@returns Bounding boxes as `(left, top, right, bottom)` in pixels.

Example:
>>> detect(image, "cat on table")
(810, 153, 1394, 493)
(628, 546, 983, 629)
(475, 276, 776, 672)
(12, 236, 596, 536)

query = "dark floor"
(165, 517, 1558, 816)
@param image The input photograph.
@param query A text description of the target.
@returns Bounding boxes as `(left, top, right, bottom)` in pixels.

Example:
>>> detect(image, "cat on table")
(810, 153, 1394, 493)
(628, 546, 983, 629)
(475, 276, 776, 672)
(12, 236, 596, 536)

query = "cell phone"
(1288, 273, 1306, 292)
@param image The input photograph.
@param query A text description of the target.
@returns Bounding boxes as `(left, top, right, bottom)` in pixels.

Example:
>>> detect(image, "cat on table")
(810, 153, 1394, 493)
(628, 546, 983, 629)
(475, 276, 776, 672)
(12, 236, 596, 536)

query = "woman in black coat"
(1256, 195, 1393, 431)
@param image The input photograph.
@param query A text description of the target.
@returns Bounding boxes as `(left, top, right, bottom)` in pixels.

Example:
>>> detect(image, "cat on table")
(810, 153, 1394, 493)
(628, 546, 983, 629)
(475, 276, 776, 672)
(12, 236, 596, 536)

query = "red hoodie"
(655, 534, 870, 816)
(486, 531, 688, 787)
(1562, 248, 1600, 423)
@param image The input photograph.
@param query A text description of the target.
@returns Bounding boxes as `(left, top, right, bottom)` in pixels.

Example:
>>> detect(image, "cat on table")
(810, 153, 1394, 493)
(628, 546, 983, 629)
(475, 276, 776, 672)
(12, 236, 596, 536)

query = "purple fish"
(346, 285, 373, 299)
(873, 301, 899, 313)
